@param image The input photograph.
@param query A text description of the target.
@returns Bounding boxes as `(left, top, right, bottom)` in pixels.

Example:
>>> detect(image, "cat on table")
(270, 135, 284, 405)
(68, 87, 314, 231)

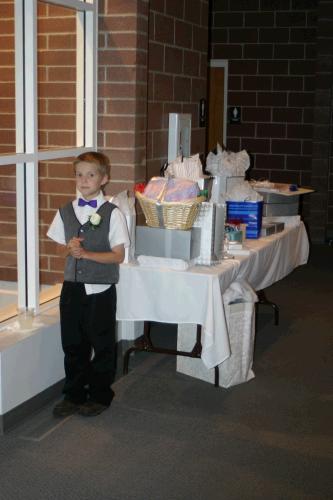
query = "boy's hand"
(68, 237, 84, 259)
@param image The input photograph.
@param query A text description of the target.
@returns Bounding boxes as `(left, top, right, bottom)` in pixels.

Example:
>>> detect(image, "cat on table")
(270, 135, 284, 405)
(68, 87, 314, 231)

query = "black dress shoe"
(53, 399, 81, 418)
(78, 401, 109, 417)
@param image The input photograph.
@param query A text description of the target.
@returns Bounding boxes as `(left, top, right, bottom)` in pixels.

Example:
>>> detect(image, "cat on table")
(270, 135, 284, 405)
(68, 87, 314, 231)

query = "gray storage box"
(260, 223, 276, 237)
(260, 221, 285, 237)
(261, 192, 299, 216)
(135, 226, 201, 260)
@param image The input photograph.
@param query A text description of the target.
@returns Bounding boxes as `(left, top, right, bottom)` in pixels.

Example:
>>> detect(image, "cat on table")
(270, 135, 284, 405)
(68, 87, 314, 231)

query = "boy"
(47, 151, 130, 417)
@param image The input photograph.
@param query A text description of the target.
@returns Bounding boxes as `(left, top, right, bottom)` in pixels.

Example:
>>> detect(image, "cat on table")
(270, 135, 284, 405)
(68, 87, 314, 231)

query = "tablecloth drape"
(116, 221, 309, 369)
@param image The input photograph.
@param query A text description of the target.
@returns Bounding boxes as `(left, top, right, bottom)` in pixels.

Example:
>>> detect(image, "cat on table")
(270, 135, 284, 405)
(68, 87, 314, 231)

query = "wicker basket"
(136, 191, 204, 230)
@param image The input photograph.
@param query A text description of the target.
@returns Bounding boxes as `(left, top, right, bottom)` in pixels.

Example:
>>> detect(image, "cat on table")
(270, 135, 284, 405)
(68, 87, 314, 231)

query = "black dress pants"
(60, 281, 117, 406)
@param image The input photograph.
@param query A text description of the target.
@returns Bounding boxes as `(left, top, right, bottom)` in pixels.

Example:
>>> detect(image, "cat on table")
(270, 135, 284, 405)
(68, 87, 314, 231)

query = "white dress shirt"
(47, 191, 130, 294)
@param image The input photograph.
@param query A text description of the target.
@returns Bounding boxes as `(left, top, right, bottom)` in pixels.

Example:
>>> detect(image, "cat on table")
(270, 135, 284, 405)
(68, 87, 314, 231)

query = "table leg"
(214, 366, 219, 387)
(256, 289, 279, 325)
(123, 322, 206, 377)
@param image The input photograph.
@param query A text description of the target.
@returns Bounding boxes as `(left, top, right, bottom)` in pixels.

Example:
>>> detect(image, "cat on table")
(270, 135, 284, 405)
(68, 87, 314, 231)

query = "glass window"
(37, 2, 79, 150)
(0, 164, 17, 320)
(0, 0, 15, 155)
(0, 0, 97, 320)
(0, 164, 17, 282)
(39, 156, 75, 288)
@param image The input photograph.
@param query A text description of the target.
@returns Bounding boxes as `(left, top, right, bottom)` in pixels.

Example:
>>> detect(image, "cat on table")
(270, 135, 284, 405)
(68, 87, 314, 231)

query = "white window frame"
(0, 0, 98, 315)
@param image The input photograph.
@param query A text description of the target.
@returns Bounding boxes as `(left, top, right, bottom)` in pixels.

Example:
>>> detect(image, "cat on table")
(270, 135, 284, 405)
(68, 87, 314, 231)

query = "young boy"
(47, 151, 130, 417)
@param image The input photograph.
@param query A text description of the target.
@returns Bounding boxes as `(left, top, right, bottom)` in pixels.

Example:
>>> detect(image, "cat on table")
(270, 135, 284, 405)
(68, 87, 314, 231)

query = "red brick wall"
(146, 0, 210, 179)
(0, 0, 212, 285)
(0, 165, 16, 281)
(0, 1, 150, 284)
(40, 0, 151, 284)
(0, 0, 15, 156)
(98, 0, 149, 195)
(38, 3, 77, 284)
(0, 2, 80, 283)
(37, 3, 77, 149)
(39, 157, 77, 285)
(0, 1, 16, 281)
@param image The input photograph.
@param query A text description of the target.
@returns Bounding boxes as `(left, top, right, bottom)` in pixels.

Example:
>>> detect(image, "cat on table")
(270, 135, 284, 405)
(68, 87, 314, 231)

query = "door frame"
(208, 59, 228, 147)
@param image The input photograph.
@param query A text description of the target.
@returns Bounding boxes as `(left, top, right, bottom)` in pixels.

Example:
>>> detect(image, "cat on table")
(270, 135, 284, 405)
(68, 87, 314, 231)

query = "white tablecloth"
(236, 220, 309, 290)
(116, 221, 309, 369)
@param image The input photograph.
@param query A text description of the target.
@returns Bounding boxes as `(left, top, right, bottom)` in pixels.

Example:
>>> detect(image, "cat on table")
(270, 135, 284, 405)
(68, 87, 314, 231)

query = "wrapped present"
(226, 201, 263, 239)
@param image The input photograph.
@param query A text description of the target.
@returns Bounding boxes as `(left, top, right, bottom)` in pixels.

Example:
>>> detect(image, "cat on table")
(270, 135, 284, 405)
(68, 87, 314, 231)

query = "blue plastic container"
(226, 201, 263, 239)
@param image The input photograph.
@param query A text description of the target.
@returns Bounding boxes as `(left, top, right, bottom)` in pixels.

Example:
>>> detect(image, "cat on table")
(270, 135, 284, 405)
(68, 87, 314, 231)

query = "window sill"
(0, 283, 62, 324)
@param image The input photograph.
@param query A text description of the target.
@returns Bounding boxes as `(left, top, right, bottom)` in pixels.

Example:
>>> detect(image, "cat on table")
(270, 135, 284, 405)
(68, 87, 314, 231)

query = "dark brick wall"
(310, 0, 333, 242)
(210, 0, 325, 239)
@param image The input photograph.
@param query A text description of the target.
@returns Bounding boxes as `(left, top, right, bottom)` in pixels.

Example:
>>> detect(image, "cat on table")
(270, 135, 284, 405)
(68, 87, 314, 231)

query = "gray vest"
(60, 201, 119, 284)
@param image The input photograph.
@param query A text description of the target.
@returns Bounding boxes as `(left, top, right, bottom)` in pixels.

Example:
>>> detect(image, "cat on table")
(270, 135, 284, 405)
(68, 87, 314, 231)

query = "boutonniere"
(88, 212, 102, 229)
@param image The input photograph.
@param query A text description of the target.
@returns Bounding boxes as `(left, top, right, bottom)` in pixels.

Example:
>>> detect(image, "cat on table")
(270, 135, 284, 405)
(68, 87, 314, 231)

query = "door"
(207, 61, 228, 153)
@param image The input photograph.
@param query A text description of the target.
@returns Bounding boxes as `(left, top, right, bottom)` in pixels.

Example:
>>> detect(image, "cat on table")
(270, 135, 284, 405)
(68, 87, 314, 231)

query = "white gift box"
(176, 280, 258, 388)
(192, 202, 225, 265)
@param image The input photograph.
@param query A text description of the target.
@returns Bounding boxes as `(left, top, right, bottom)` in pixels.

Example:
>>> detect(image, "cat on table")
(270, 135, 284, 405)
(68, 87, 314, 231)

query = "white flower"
(89, 213, 102, 228)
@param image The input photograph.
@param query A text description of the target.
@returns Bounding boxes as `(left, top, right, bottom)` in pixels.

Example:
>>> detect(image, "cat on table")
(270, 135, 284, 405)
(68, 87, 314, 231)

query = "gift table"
(116, 218, 309, 385)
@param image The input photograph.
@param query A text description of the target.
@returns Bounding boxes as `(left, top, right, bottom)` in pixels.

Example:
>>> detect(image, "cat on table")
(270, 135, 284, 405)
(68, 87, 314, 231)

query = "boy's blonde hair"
(73, 151, 111, 180)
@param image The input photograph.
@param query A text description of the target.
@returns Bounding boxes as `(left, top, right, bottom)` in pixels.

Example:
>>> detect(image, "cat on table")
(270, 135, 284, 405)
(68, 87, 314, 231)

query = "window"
(0, 0, 97, 318)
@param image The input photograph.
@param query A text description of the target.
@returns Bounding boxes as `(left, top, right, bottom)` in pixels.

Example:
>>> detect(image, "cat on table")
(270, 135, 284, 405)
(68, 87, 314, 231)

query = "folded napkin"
(137, 255, 189, 271)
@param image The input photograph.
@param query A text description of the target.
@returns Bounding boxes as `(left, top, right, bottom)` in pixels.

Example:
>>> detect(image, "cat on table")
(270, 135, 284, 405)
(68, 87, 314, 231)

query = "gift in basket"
(163, 153, 212, 195)
(135, 176, 205, 230)
(159, 154, 224, 264)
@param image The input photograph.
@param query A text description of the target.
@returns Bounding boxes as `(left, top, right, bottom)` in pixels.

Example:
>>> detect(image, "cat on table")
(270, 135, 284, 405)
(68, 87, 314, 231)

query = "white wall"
(0, 302, 64, 415)
(0, 300, 143, 416)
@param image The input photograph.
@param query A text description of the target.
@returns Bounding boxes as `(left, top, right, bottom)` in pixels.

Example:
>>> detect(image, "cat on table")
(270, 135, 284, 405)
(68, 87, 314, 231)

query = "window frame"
(0, 0, 98, 315)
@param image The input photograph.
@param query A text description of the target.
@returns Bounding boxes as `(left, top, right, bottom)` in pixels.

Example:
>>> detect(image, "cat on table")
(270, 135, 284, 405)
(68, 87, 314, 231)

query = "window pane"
(0, 164, 17, 314)
(39, 157, 76, 289)
(0, 0, 15, 155)
(37, 2, 80, 151)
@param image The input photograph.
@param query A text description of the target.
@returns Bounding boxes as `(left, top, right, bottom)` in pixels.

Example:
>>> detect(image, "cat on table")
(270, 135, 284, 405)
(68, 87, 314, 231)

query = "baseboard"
(0, 379, 64, 435)
(0, 339, 136, 435)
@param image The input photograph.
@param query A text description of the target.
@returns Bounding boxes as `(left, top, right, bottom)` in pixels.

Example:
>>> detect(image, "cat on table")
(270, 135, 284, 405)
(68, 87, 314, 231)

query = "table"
(116, 219, 309, 371)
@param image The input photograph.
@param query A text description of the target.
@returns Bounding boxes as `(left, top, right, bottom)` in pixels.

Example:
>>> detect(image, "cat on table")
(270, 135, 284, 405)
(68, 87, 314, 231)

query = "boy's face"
(75, 161, 108, 200)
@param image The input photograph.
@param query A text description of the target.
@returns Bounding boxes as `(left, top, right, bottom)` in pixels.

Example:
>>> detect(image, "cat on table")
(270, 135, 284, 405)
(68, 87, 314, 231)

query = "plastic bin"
(226, 201, 263, 239)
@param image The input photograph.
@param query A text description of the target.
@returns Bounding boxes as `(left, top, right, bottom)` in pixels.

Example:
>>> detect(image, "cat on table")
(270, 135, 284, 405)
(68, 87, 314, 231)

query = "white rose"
(90, 213, 101, 226)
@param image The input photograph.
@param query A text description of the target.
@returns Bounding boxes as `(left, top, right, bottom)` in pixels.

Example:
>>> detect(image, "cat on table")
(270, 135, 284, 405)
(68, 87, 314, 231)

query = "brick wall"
(40, 0, 211, 280)
(210, 0, 318, 231)
(37, 3, 77, 149)
(0, 1, 16, 281)
(310, 0, 333, 242)
(2, 0, 331, 289)
(0, 1, 15, 155)
(0, 2, 80, 283)
(0, 1, 150, 285)
(41, 0, 151, 284)
(98, 0, 149, 196)
(146, 0, 209, 179)
(38, 3, 77, 284)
